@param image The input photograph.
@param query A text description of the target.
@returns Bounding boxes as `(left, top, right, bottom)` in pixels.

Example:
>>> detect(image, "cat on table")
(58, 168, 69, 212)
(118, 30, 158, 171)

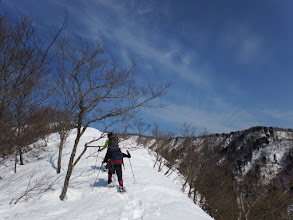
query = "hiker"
(102, 143, 131, 192)
(98, 132, 113, 152)
(99, 132, 115, 171)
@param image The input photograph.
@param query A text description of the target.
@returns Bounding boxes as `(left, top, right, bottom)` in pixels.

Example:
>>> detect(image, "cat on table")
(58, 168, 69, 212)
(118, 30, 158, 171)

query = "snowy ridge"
(0, 127, 212, 220)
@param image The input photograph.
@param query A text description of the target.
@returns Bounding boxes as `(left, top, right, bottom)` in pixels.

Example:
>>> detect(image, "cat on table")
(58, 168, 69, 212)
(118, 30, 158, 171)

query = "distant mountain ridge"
(213, 126, 293, 186)
(170, 126, 293, 177)
(150, 126, 293, 219)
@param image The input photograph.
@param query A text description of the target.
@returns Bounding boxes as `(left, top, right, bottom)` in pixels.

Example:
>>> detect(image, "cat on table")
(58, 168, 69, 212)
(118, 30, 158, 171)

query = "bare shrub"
(9, 167, 51, 205)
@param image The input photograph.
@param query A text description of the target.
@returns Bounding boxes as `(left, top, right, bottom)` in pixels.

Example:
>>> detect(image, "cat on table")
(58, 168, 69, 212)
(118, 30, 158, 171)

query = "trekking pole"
(91, 161, 103, 191)
(127, 150, 136, 183)
(91, 149, 101, 191)
(93, 149, 100, 174)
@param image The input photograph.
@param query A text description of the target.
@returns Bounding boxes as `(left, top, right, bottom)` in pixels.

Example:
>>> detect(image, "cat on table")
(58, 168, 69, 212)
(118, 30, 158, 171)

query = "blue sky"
(2, 0, 293, 134)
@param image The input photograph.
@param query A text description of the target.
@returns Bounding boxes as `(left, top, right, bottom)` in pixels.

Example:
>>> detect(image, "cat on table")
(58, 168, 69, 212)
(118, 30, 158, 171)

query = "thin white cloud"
(136, 8, 153, 15)
(147, 101, 257, 133)
(65, 0, 210, 89)
(264, 109, 293, 122)
(65, 3, 259, 133)
(4, 0, 293, 133)
(221, 24, 263, 64)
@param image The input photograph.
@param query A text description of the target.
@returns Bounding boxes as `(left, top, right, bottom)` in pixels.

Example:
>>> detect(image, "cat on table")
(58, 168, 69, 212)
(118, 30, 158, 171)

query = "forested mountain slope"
(152, 126, 293, 219)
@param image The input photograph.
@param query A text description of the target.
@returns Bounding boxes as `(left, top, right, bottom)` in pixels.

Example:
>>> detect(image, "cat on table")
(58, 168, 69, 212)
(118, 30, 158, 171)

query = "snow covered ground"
(0, 127, 213, 220)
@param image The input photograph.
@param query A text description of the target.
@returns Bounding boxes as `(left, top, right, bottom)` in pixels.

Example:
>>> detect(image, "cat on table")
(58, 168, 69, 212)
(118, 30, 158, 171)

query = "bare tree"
(131, 117, 151, 145)
(180, 122, 197, 138)
(176, 122, 197, 189)
(55, 36, 170, 200)
(151, 123, 161, 139)
(150, 125, 174, 172)
(52, 108, 75, 174)
(11, 75, 52, 170)
(119, 124, 130, 139)
(0, 12, 66, 160)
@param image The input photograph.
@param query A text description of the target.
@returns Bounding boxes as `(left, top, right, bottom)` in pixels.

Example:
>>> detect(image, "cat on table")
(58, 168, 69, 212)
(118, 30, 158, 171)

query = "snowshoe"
(118, 185, 126, 194)
(107, 183, 115, 188)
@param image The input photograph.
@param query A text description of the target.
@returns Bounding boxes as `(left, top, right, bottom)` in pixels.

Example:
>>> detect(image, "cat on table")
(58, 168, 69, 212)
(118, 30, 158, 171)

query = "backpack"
(108, 134, 119, 148)
(110, 148, 123, 165)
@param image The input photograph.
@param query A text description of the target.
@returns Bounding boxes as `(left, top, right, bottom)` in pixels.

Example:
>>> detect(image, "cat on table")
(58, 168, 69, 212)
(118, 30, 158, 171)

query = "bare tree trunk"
(153, 154, 159, 168)
(57, 134, 66, 174)
(19, 149, 24, 165)
(164, 166, 172, 175)
(59, 130, 81, 200)
(193, 188, 197, 203)
(158, 158, 163, 172)
(14, 153, 18, 173)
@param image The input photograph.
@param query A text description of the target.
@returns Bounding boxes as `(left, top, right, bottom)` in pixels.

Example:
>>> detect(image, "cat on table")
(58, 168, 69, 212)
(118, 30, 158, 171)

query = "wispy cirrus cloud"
(146, 99, 258, 134)
(220, 24, 264, 64)
(264, 109, 293, 122)
(65, 0, 210, 89)
(4, 0, 292, 133)
(65, 1, 267, 133)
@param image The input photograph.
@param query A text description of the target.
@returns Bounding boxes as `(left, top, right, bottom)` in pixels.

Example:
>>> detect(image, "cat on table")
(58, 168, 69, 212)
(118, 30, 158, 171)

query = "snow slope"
(0, 127, 213, 220)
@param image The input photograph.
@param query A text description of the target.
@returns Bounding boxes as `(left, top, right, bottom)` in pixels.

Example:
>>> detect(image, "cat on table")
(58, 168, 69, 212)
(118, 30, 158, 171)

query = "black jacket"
(103, 148, 131, 164)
